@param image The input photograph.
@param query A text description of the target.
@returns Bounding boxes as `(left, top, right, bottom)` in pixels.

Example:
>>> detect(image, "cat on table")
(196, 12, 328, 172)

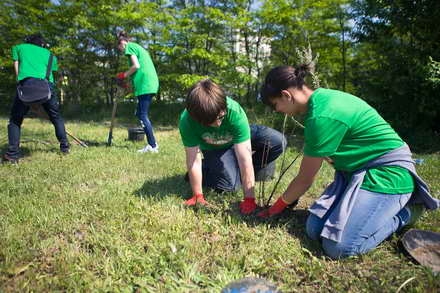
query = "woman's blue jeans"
(6, 81, 69, 159)
(306, 188, 412, 259)
(201, 125, 286, 192)
(136, 94, 156, 148)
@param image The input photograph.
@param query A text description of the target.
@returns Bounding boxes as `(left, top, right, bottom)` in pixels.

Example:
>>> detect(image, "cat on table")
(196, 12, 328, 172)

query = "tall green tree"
(258, 0, 353, 90)
(350, 0, 440, 131)
(0, 0, 58, 103)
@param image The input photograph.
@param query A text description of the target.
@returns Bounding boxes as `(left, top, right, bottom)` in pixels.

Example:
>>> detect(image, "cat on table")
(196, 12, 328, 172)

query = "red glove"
(258, 197, 288, 218)
(240, 197, 258, 215)
(184, 193, 208, 206)
(116, 72, 126, 79)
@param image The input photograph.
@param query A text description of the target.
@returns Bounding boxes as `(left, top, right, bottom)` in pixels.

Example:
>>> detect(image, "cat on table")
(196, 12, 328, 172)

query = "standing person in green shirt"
(2, 34, 69, 164)
(258, 64, 439, 259)
(179, 79, 286, 214)
(116, 31, 159, 153)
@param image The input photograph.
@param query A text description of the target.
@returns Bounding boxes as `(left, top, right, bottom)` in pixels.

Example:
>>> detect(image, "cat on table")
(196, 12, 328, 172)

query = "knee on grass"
(321, 238, 368, 259)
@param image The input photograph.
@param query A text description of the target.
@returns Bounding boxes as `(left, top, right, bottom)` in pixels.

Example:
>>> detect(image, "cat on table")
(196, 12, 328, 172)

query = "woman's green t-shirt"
(304, 88, 414, 194)
(124, 42, 159, 96)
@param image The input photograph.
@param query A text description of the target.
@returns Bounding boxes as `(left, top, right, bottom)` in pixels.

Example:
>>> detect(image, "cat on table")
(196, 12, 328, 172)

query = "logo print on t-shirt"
(202, 132, 233, 145)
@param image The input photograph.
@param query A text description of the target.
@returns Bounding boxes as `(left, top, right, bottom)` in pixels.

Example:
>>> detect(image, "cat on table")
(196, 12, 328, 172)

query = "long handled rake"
(30, 105, 88, 148)
(107, 94, 118, 146)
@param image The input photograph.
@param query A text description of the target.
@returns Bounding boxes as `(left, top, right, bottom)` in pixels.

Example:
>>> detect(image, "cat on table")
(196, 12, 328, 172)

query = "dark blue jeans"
(6, 81, 69, 159)
(136, 94, 156, 148)
(201, 125, 286, 192)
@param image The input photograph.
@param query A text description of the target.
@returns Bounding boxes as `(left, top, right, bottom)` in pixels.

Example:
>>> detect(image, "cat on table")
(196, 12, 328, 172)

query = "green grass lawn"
(0, 106, 439, 292)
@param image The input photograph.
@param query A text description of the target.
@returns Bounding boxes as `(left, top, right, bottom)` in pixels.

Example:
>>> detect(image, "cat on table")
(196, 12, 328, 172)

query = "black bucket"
(128, 127, 145, 141)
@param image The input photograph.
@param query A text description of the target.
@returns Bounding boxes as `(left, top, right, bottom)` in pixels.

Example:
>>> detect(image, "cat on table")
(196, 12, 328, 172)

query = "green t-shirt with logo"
(304, 88, 414, 194)
(12, 43, 58, 83)
(179, 97, 251, 150)
(124, 42, 159, 96)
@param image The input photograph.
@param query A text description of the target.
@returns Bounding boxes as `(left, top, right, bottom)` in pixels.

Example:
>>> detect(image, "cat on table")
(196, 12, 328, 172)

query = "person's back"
(124, 42, 158, 96)
(2, 34, 69, 164)
(12, 43, 57, 83)
(304, 88, 404, 171)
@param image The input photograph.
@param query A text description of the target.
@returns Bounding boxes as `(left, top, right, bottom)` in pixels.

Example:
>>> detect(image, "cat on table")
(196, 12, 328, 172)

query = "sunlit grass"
(0, 106, 439, 292)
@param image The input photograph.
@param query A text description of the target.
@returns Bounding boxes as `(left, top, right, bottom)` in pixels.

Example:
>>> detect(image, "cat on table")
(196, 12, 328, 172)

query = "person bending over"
(179, 79, 286, 214)
(258, 64, 439, 259)
(2, 34, 69, 164)
(116, 31, 159, 153)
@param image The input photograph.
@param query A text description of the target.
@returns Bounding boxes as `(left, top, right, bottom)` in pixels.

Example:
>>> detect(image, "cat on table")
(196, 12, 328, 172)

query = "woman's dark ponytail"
(117, 31, 130, 43)
(260, 64, 311, 106)
(295, 64, 310, 85)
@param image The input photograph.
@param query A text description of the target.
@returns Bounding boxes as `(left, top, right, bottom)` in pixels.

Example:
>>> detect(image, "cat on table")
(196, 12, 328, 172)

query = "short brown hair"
(186, 79, 227, 125)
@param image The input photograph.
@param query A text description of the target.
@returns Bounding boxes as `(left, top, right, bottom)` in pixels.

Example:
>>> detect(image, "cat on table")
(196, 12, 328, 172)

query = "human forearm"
(240, 163, 255, 198)
(281, 176, 313, 204)
(281, 156, 323, 204)
(124, 65, 138, 78)
(188, 164, 203, 195)
(234, 140, 255, 198)
(185, 147, 203, 196)
(258, 156, 323, 218)
(13, 61, 19, 78)
(124, 55, 140, 78)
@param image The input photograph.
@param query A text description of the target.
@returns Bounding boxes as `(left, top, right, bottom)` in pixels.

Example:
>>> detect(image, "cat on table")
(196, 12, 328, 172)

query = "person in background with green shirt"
(116, 31, 159, 153)
(2, 34, 69, 164)
(258, 64, 439, 259)
(179, 79, 286, 215)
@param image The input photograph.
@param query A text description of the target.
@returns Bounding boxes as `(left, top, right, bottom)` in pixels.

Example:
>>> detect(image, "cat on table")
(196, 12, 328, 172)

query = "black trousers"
(6, 80, 69, 159)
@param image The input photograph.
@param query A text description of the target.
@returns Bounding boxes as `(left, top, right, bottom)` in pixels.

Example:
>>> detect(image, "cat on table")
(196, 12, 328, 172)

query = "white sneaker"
(137, 144, 159, 153)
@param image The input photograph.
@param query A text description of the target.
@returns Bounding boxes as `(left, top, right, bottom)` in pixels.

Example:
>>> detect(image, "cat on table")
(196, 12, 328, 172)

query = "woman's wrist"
(281, 194, 294, 205)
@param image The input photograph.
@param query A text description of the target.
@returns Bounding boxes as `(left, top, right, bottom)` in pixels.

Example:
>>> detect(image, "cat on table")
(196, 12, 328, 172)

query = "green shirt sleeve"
(304, 117, 349, 157)
(125, 44, 136, 57)
(230, 104, 250, 144)
(179, 112, 200, 148)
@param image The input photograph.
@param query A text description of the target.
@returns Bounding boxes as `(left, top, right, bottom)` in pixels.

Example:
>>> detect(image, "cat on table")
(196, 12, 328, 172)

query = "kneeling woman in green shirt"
(259, 64, 439, 259)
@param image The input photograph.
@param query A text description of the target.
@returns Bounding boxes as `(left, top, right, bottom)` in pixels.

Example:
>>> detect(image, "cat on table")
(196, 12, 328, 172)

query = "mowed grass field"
(0, 103, 439, 292)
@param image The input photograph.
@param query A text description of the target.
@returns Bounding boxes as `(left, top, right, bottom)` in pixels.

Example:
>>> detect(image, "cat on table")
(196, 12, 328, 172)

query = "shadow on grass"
(1, 136, 59, 160)
(239, 206, 325, 257)
(134, 174, 191, 199)
(73, 139, 133, 149)
(186, 191, 325, 257)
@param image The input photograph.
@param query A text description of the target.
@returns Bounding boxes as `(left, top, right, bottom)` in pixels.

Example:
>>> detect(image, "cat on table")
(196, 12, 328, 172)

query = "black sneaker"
(60, 143, 70, 155)
(61, 148, 70, 155)
(2, 153, 19, 164)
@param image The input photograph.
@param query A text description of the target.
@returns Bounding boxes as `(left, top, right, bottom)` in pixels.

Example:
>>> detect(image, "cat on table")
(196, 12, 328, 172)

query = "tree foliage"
(350, 0, 440, 131)
(0, 0, 439, 132)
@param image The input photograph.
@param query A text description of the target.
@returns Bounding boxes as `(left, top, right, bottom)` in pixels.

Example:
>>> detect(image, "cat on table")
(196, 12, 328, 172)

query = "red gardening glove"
(240, 197, 258, 215)
(184, 193, 208, 206)
(116, 72, 126, 79)
(115, 72, 128, 89)
(258, 197, 288, 218)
